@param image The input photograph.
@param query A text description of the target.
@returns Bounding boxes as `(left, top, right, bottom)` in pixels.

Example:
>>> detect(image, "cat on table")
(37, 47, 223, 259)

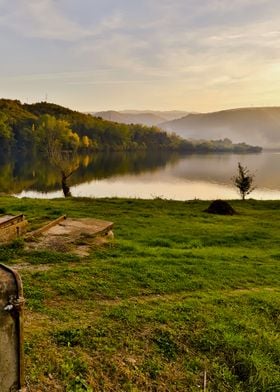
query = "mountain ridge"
(90, 107, 280, 148)
(92, 110, 189, 126)
(160, 107, 280, 148)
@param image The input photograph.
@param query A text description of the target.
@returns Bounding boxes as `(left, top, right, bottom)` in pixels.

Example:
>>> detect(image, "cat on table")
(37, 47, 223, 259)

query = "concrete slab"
(26, 218, 114, 256)
(45, 218, 113, 239)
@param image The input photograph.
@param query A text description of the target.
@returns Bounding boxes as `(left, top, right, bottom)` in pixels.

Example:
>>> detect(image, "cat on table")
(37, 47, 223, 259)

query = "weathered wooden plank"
(25, 215, 67, 240)
(0, 214, 25, 229)
(0, 215, 28, 244)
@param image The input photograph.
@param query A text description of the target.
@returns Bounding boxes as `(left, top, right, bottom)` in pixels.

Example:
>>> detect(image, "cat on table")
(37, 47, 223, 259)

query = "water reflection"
(0, 151, 181, 194)
(0, 150, 279, 200)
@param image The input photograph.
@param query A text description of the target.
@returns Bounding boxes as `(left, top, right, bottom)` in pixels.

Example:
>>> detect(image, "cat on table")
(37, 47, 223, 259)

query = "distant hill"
(120, 110, 189, 121)
(0, 99, 262, 154)
(93, 110, 189, 126)
(161, 107, 280, 148)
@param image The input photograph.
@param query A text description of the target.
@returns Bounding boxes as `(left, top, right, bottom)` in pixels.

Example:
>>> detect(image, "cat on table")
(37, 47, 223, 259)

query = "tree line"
(0, 99, 262, 154)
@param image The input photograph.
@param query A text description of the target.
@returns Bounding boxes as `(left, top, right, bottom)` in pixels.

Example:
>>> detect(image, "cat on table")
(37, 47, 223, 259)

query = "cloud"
(0, 0, 82, 40)
(0, 0, 125, 41)
(1, 0, 280, 110)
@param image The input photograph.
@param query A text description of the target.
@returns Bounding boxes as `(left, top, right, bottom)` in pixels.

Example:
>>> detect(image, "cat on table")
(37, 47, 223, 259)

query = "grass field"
(0, 196, 279, 391)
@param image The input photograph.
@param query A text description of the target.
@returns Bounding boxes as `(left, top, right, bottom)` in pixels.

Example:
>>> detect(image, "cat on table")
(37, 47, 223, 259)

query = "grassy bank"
(0, 197, 279, 391)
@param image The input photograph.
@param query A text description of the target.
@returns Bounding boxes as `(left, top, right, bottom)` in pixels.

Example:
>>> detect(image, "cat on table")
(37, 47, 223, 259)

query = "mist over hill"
(92, 110, 188, 126)
(120, 110, 189, 122)
(161, 107, 280, 149)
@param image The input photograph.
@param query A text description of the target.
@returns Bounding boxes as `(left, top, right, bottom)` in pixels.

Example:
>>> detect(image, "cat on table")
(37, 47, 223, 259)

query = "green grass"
(0, 196, 279, 391)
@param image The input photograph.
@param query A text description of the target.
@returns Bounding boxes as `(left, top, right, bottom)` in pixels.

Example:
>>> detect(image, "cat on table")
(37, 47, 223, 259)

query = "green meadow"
(0, 196, 279, 391)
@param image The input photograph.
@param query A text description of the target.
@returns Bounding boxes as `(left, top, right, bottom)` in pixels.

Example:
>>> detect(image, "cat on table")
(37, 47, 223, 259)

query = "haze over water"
(15, 151, 280, 200)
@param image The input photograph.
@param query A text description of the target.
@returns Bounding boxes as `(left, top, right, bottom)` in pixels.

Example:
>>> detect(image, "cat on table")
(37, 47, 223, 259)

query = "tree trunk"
(61, 172, 72, 197)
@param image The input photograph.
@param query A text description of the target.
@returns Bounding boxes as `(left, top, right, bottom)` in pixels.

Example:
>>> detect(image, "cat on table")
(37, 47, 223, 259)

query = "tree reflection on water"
(1, 150, 279, 199)
(0, 150, 181, 196)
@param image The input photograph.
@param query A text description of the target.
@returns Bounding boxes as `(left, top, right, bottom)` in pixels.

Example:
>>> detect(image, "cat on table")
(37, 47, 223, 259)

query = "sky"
(1, 0, 280, 112)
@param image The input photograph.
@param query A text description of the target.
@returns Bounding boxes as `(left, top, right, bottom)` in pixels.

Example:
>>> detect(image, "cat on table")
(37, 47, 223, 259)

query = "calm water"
(2, 151, 279, 200)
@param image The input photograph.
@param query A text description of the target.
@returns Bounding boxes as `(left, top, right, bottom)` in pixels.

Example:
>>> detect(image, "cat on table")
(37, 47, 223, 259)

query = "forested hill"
(161, 107, 280, 148)
(0, 99, 261, 154)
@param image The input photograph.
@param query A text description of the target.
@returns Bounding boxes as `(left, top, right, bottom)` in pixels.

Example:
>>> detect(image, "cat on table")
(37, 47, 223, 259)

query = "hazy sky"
(1, 0, 280, 112)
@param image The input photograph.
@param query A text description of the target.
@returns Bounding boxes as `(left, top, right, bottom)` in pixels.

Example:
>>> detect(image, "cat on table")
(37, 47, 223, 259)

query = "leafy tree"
(233, 162, 255, 200)
(36, 115, 80, 153)
(81, 135, 90, 148)
(0, 113, 13, 149)
(35, 115, 80, 196)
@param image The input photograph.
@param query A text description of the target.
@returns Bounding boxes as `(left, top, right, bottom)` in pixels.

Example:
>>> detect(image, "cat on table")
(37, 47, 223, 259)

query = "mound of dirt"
(204, 200, 236, 215)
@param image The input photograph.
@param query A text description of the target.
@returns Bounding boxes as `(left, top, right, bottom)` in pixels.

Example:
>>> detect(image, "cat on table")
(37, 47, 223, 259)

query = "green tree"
(36, 115, 80, 154)
(0, 113, 13, 149)
(36, 115, 80, 196)
(81, 135, 90, 148)
(233, 162, 255, 200)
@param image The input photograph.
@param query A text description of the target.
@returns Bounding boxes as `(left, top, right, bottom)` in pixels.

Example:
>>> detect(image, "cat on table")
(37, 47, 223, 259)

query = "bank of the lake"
(0, 197, 279, 391)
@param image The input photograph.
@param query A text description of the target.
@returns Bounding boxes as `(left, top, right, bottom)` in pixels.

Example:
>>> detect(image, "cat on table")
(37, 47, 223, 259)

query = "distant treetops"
(0, 99, 262, 154)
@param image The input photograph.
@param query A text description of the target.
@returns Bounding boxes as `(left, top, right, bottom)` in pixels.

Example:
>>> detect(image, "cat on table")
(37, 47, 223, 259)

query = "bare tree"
(49, 147, 80, 197)
(233, 162, 255, 200)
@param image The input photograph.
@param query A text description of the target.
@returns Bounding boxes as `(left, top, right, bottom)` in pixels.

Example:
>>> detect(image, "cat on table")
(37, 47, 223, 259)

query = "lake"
(2, 151, 279, 200)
